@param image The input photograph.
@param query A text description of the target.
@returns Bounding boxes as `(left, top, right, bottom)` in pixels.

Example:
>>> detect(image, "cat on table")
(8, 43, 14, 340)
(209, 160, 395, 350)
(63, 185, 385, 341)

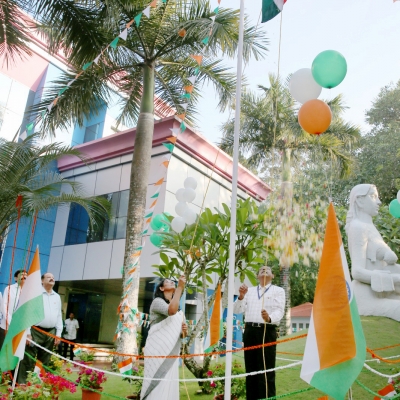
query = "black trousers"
(63, 339, 76, 360)
(243, 324, 277, 400)
(17, 327, 55, 384)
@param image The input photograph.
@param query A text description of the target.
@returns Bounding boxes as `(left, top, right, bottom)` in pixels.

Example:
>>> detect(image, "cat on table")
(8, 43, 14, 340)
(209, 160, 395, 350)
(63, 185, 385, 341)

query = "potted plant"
(125, 365, 144, 399)
(79, 350, 95, 363)
(76, 366, 107, 400)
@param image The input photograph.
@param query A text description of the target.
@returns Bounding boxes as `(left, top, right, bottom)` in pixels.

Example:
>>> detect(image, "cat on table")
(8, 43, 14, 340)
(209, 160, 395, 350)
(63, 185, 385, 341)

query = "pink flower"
(207, 370, 213, 376)
(210, 381, 216, 388)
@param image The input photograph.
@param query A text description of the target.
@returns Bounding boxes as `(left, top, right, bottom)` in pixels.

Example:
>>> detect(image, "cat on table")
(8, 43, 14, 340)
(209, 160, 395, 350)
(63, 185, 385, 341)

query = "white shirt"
(34, 290, 63, 337)
(64, 318, 79, 340)
(233, 284, 285, 325)
(0, 283, 22, 330)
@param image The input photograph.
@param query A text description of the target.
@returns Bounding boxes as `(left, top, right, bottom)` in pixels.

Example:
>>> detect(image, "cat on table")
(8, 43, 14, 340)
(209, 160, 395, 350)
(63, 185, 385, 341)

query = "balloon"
(183, 208, 197, 225)
(289, 68, 322, 104)
(175, 188, 186, 202)
(182, 188, 196, 203)
(312, 50, 347, 89)
(175, 201, 188, 217)
(150, 232, 163, 247)
(397, 190, 400, 203)
(150, 213, 169, 231)
(389, 199, 400, 218)
(184, 177, 197, 190)
(171, 217, 186, 233)
(298, 99, 332, 135)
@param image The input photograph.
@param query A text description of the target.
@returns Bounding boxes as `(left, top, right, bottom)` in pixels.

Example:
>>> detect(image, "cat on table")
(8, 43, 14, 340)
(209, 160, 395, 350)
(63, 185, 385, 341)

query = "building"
(291, 302, 312, 332)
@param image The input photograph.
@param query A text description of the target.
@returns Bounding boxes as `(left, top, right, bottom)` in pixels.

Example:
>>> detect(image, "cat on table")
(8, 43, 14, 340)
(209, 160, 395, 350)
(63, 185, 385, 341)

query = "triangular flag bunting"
(190, 55, 203, 65)
(118, 358, 133, 375)
(184, 85, 194, 93)
(82, 62, 93, 71)
(163, 143, 175, 152)
(149, 199, 157, 209)
(26, 122, 34, 132)
(178, 29, 186, 38)
(202, 36, 209, 45)
(180, 103, 188, 111)
(180, 122, 186, 132)
(151, 192, 160, 198)
(170, 128, 180, 135)
(181, 93, 191, 100)
(162, 160, 169, 168)
(176, 113, 185, 121)
(126, 19, 134, 28)
(110, 37, 119, 48)
(19, 131, 27, 141)
(141, 229, 148, 235)
(154, 177, 165, 186)
(134, 13, 142, 27)
(150, 0, 157, 6)
(94, 54, 101, 64)
(194, 67, 200, 75)
(119, 28, 128, 40)
(58, 87, 68, 96)
(214, 7, 219, 14)
(67, 79, 76, 86)
(187, 76, 196, 84)
(210, 15, 216, 21)
(167, 136, 177, 144)
(47, 102, 54, 112)
(143, 6, 151, 18)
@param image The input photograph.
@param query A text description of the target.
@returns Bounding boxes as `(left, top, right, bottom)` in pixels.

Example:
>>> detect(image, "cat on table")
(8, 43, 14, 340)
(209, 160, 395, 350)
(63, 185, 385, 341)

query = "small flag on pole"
(374, 384, 397, 400)
(118, 358, 133, 375)
(34, 360, 45, 378)
(204, 284, 224, 353)
(262, 0, 287, 23)
(73, 346, 82, 356)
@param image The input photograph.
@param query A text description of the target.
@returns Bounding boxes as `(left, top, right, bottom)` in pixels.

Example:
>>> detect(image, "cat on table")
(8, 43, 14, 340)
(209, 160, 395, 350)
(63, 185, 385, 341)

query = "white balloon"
(183, 208, 197, 225)
(397, 190, 400, 203)
(171, 217, 186, 233)
(184, 177, 197, 190)
(182, 188, 196, 203)
(175, 188, 186, 202)
(175, 201, 188, 217)
(289, 68, 322, 104)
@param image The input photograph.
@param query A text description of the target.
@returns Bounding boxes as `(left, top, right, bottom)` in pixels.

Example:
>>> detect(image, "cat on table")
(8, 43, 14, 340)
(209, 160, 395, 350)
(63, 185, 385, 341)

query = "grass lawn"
(14, 317, 400, 399)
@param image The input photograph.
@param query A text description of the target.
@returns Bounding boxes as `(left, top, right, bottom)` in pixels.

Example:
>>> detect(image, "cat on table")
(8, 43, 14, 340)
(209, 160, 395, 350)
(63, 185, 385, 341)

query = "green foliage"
(78, 350, 95, 362)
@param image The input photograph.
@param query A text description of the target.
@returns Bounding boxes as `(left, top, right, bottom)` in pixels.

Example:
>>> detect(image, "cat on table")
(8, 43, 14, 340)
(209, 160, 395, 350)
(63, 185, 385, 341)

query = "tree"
(2, 0, 268, 358)
(219, 74, 361, 333)
(151, 199, 268, 390)
(0, 134, 109, 239)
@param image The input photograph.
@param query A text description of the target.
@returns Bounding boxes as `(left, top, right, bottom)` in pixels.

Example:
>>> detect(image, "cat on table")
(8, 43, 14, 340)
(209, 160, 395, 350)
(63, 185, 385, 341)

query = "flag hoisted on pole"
(262, 0, 287, 23)
(204, 283, 223, 353)
(300, 203, 366, 399)
(0, 248, 44, 372)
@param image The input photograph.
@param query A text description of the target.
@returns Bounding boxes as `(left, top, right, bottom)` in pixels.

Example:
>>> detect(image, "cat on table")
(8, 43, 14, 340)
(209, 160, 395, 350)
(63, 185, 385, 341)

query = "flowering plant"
(76, 366, 107, 389)
(389, 376, 400, 392)
(3, 371, 76, 399)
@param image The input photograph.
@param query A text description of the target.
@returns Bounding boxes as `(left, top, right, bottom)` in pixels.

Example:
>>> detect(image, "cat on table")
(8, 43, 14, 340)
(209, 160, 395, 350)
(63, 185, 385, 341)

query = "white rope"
(27, 338, 302, 382)
(365, 354, 400, 362)
(363, 362, 400, 379)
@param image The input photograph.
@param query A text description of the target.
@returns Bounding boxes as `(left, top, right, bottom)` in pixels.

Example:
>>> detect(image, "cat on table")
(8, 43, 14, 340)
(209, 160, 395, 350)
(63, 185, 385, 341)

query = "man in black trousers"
(233, 266, 285, 399)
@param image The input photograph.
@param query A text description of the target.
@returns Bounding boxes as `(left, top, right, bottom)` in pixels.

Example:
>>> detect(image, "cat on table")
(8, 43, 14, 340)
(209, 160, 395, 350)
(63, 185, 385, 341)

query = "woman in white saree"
(140, 276, 187, 400)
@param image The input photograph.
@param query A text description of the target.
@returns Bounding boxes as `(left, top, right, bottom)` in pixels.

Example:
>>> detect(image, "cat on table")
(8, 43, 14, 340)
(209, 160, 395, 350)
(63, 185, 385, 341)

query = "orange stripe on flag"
(210, 284, 222, 346)
(154, 177, 164, 186)
(374, 384, 396, 400)
(12, 331, 25, 354)
(314, 203, 355, 369)
(191, 55, 203, 65)
(28, 248, 41, 275)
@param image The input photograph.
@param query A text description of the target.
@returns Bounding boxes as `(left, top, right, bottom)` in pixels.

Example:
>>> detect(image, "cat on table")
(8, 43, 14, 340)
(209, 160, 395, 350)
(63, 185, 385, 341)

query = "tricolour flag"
(34, 359, 45, 378)
(0, 249, 44, 371)
(374, 384, 397, 400)
(300, 203, 366, 399)
(118, 357, 133, 375)
(73, 346, 82, 356)
(262, 0, 287, 23)
(204, 284, 223, 353)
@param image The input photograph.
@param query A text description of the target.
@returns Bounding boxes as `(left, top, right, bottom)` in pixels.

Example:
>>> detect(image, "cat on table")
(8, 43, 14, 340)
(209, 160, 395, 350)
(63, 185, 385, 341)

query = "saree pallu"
(140, 310, 183, 400)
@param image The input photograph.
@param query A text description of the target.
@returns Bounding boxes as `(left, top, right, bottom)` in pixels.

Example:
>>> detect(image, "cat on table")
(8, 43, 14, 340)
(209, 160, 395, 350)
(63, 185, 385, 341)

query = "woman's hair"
(345, 184, 376, 233)
(154, 279, 170, 303)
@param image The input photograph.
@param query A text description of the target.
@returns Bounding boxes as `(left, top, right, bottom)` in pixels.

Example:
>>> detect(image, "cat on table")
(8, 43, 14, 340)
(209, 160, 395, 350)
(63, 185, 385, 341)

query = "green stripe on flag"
(262, 0, 281, 23)
(163, 142, 174, 152)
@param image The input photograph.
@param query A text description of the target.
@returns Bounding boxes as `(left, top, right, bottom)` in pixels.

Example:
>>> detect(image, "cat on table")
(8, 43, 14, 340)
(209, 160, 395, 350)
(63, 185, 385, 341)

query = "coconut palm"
(2, 0, 268, 356)
(0, 134, 109, 238)
(219, 74, 361, 334)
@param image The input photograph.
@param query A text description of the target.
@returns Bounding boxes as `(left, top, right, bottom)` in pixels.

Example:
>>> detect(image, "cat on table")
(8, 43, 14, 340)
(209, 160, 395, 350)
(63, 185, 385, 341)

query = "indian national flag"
(374, 384, 397, 399)
(73, 346, 82, 356)
(118, 358, 133, 375)
(204, 283, 223, 353)
(300, 203, 366, 399)
(0, 249, 44, 371)
(262, 0, 287, 23)
(34, 359, 45, 378)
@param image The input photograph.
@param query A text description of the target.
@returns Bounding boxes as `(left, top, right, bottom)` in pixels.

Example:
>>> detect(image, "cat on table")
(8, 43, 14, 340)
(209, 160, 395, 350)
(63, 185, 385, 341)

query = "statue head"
(346, 184, 381, 231)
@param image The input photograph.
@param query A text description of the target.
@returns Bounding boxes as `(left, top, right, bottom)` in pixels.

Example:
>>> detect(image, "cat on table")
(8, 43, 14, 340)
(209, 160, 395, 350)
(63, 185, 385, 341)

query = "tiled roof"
(291, 302, 312, 317)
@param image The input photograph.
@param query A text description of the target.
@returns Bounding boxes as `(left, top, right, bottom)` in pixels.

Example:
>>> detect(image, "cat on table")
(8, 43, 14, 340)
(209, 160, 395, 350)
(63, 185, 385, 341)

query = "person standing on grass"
(63, 312, 79, 360)
(233, 266, 285, 400)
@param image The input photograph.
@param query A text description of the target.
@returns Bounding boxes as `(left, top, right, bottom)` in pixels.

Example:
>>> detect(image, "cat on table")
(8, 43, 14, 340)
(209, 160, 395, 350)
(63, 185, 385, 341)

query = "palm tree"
(0, 133, 109, 239)
(1, 0, 268, 356)
(219, 74, 361, 334)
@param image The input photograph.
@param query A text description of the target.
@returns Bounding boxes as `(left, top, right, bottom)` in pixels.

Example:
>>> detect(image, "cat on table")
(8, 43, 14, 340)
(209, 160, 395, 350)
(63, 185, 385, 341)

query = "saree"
(140, 306, 183, 400)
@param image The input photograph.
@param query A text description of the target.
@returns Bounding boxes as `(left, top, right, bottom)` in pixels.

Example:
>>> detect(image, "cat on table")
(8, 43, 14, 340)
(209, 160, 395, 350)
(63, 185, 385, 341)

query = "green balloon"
(389, 199, 400, 218)
(150, 213, 169, 231)
(150, 232, 163, 247)
(312, 50, 347, 89)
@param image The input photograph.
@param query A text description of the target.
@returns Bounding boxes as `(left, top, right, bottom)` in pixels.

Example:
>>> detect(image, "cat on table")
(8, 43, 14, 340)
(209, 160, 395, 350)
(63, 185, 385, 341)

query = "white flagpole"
(224, 0, 245, 398)
(11, 360, 20, 392)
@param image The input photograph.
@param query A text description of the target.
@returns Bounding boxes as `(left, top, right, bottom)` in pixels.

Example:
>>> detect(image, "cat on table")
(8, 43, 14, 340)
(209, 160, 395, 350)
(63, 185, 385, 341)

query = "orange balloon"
(298, 99, 332, 135)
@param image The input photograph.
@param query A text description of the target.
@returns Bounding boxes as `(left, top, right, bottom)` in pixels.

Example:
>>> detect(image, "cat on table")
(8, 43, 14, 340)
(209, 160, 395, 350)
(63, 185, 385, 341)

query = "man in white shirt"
(17, 272, 63, 383)
(0, 270, 27, 348)
(233, 266, 285, 400)
(62, 312, 79, 360)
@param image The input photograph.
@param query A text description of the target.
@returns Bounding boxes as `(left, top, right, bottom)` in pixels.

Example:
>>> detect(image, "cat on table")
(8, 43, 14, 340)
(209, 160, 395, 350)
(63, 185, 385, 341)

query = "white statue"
(346, 184, 400, 321)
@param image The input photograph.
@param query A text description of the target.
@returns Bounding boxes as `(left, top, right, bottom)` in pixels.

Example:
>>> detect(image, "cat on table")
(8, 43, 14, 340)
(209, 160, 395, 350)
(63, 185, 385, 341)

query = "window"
(306, 323, 309, 329)
(291, 323, 297, 333)
(84, 123, 100, 143)
(299, 323, 304, 331)
(65, 190, 129, 245)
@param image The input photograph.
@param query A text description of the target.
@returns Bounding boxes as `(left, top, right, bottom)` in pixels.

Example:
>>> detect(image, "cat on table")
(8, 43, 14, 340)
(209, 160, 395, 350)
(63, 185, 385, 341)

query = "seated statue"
(346, 184, 400, 321)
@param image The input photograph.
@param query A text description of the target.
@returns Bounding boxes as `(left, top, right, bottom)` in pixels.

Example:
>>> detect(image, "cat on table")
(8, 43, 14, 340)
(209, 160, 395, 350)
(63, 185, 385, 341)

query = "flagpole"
(224, 0, 245, 398)
(11, 360, 20, 392)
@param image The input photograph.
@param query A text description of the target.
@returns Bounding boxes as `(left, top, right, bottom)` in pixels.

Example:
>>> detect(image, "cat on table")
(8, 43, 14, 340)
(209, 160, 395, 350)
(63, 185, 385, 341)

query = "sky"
(194, 0, 400, 144)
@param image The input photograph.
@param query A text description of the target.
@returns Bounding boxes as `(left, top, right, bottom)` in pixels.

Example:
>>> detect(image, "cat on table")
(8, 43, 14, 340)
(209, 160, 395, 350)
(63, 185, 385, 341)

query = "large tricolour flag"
(262, 0, 287, 23)
(204, 284, 223, 353)
(300, 203, 366, 399)
(0, 249, 44, 371)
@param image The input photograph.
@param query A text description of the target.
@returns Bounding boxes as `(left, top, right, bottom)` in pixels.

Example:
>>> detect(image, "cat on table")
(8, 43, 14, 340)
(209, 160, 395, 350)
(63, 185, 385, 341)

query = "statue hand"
(384, 250, 398, 265)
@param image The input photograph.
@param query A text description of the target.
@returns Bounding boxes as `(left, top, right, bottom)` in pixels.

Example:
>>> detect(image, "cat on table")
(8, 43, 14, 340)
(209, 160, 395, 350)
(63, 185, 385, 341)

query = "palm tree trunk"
(279, 148, 292, 336)
(116, 62, 155, 361)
